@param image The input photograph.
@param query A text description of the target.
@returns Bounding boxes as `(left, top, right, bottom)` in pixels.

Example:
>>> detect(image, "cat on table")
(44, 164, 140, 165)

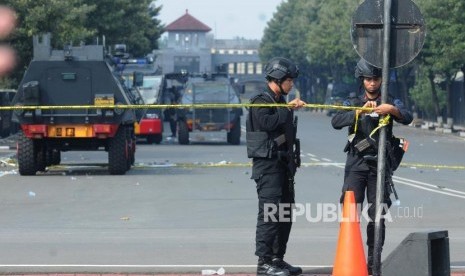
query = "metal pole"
(373, 0, 392, 275)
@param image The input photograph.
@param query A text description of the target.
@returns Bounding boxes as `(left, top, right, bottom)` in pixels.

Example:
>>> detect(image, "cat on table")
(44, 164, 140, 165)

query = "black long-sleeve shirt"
(249, 87, 292, 179)
(331, 93, 413, 171)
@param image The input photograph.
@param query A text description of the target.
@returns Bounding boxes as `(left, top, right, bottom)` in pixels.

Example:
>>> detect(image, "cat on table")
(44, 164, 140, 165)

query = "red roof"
(164, 10, 212, 32)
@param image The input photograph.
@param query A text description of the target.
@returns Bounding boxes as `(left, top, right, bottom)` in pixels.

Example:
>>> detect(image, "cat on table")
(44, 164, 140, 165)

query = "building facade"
(153, 10, 264, 84)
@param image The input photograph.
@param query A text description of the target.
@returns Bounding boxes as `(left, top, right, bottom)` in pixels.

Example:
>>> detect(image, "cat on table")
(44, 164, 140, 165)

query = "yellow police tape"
(0, 103, 374, 112)
(130, 162, 465, 170)
(1, 102, 464, 171)
(2, 158, 464, 171)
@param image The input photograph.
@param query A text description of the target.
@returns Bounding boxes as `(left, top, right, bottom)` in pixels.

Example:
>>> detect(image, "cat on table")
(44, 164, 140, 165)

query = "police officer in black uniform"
(247, 57, 306, 276)
(331, 59, 413, 274)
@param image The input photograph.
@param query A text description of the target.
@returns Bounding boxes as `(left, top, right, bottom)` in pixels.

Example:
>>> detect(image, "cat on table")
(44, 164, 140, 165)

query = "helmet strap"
(274, 79, 288, 96)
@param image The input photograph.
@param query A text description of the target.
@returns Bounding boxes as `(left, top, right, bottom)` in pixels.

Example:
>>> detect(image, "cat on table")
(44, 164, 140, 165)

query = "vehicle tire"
(178, 120, 189, 145)
(125, 127, 134, 170)
(108, 126, 128, 175)
(227, 117, 241, 145)
(17, 132, 37, 176)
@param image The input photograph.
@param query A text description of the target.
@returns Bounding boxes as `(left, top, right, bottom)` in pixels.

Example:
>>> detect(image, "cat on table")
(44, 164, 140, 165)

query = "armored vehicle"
(176, 73, 242, 145)
(12, 34, 140, 175)
(113, 53, 164, 144)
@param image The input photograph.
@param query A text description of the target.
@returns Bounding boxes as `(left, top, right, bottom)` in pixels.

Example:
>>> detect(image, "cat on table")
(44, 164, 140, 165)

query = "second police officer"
(331, 59, 413, 274)
(246, 57, 306, 276)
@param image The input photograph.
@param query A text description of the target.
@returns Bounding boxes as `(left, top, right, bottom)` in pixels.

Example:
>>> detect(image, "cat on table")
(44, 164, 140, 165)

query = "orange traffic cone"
(332, 191, 368, 276)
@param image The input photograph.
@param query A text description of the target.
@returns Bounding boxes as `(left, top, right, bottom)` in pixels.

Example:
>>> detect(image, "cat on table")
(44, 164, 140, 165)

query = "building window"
(228, 49, 235, 55)
(237, 62, 245, 74)
(256, 63, 263, 75)
(238, 50, 244, 55)
(247, 62, 254, 74)
(219, 49, 225, 54)
(228, 63, 235, 75)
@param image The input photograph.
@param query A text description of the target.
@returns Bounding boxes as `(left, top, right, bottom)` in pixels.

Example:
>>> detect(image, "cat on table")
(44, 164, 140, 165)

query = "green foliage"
(260, 0, 465, 121)
(410, 72, 446, 119)
(306, 0, 358, 68)
(2, 0, 163, 88)
(414, 0, 465, 119)
(260, 0, 320, 64)
(84, 0, 163, 56)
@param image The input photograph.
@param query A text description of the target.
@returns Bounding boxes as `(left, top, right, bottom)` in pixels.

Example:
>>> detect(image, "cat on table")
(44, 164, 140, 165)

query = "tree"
(306, 0, 358, 82)
(2, 0, 95, 86)
(84, 0, 163, 56)
(415, 0, 465, 125)
(260, 0, 324, 102)
(1, 0, 164, 88)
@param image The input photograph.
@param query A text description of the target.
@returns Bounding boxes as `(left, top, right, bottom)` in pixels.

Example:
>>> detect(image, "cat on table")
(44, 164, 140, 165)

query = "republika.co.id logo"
(263, 202, 424, 223)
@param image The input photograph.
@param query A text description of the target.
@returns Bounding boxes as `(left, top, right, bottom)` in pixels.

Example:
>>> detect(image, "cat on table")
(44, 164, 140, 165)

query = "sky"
(153, 0, 284, 40)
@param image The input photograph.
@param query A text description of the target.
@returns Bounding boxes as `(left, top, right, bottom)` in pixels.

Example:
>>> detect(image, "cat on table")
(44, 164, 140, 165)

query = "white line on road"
(394, 175, 465, 196)
(394, 179, 465, 199)
(305, 152, 465, 200)
(0, 264, 331, 268)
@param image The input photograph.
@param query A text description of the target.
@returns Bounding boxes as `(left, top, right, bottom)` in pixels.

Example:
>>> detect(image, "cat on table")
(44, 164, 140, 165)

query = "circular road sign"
(351, 0, 426, 68)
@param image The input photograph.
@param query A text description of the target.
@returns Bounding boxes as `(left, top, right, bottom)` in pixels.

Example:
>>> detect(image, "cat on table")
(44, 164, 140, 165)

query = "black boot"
(272, 258, 302, 276)
(257, 257, 289, 276)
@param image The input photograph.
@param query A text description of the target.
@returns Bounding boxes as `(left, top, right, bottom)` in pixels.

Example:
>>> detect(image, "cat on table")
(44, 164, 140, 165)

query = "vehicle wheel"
(227, 117, 241, 145)
(130, 138, 136, 166)
(178, 121, 189, 145)
(17, 132, 37, 175)
(108, 126, 128, 175)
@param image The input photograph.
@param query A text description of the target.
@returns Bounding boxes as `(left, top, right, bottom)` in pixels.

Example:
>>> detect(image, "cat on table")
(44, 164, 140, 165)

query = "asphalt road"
(0, 111, 464, 274)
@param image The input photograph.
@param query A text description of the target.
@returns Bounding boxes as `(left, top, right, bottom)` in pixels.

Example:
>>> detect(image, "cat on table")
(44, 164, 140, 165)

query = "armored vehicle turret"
(12, 34, 140, 175)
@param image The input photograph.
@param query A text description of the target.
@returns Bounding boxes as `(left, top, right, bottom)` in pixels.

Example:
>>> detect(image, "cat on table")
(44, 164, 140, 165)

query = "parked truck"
(12, 34, 141, 175)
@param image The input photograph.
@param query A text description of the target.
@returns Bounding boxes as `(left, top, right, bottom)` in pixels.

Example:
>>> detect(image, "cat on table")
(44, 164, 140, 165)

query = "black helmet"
(265, 57, 299, 82)
(354, 59, 382, 78)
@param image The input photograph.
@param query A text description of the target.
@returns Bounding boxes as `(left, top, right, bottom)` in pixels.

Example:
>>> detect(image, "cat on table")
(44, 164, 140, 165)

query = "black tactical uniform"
(331, 59, 413, 273)
(247, 57, 302, 276)
(250, 87, 294, 256)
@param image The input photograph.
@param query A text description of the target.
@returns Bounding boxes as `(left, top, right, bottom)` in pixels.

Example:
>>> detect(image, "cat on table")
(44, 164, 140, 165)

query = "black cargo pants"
(340, 168, 392, 248)
(255, 172, 295, 260)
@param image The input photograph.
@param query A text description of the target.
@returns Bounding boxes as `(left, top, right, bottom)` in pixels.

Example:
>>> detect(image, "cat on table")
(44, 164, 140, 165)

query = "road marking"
(393, 176, 465, 199)
(0, 264, 331, 268)
(305, 152, 465, 200)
